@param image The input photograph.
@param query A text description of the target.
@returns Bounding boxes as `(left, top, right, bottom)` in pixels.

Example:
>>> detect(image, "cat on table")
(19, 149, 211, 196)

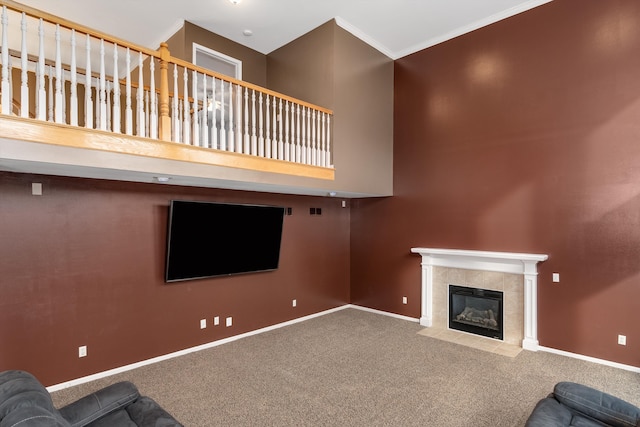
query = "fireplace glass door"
(449, 285, 503, 340)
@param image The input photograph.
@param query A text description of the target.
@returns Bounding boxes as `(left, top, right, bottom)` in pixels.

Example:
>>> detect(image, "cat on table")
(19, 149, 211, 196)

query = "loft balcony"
(0, 1, 335, 194)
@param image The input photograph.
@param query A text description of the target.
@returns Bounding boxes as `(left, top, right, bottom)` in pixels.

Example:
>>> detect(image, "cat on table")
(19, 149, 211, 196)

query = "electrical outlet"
(292, 299, 297, 307)
(32, 183, 43, 196)
(200, 319, 207, 329)
(552, 273, 560, 283)
(402, 296, 408, 304)
(214, 316, 220, 326)
(78, 345, 87, 358)
(226, 317, 232, 327)
(618, 335, 627, 346)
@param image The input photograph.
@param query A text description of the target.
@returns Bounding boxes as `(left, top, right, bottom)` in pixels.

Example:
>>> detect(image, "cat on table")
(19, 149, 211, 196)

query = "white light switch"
(552, 273, 560, 283)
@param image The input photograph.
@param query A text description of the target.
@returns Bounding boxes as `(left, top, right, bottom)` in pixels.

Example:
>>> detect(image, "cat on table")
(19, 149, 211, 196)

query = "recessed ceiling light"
(228, 0, 241, 4)
(243, 29, 253, 37)
(154, 176, 171, 183)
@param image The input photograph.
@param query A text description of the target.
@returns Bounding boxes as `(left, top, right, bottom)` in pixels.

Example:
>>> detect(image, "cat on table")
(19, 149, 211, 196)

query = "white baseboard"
(538, 345, 640, 373)
(51, 306, 634, 392)
(47, 304, 352, 392)
(347, 304, 420, 323)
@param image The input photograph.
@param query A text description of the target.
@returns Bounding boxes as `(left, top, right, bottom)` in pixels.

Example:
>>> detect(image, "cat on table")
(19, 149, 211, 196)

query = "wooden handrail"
(1, 0, 334, 170)
(168, 55, 333, 115)
(0, 0, 159, 58)
(0, 0, 333, 116)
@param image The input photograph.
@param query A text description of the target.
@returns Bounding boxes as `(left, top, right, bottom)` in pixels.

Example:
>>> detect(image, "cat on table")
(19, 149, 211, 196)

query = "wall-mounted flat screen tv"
(165, 200, 285, 282)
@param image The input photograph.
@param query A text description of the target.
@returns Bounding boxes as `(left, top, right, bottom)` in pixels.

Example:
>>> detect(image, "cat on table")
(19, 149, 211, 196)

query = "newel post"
(158, 43, 171, 141)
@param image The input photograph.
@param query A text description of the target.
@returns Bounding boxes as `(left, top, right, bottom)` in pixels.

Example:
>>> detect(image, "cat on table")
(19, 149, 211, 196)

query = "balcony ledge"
(0, 115, 341, 196)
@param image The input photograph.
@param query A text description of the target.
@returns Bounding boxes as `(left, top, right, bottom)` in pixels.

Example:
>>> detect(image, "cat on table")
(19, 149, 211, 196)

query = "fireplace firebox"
(449, 285, 503, 340)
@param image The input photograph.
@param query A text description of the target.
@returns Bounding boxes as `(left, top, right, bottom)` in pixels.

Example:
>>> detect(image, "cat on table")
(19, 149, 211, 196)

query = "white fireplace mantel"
(411, 248, 548, 351)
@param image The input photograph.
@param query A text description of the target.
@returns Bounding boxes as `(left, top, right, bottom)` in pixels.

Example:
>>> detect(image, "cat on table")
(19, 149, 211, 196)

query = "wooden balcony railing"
(0, 0, 334, 176)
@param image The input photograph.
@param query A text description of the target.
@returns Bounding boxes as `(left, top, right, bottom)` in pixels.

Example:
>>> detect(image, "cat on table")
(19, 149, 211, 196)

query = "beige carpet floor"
(51, 308, 640, 426)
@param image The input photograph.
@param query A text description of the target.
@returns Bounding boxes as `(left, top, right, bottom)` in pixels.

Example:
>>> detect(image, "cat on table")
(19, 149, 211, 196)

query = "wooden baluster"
(315, 111, 320, 165)
(69, 29, 78, 126)
(258, 92, 264, 157)
(137, 52, 145, 137)
(210, 76, 217, 149)
(317, 110, 323, 166)
(193, 71, 202, 148)
(97, 40, 106, 130)
(145, 89, 150, 137)
(243, 87, 249, 154)
(326, 114, 331, 167)
(182, 67, 190, 144)
(251, 89, 257, 155)
(265, 95, 271, 158)
(226, 81, 235, 151)
(296, 104, 301, 163)
(192, 70, 199, 146)
(158, 43, 171, 141)
(61, 64, 66, 119)
(84, 33, 93, 129)
(172, 64, 178, 142)
(36, 19, 46, 121)
(301, 107, 307, 164)
(106, 81, 112, 131)
(200, 76, 208, 148)
(47, 66, 53, 121)
(284, 101, 290, 161)
(278, 98, 283, 160)
(308, 108, 314, 165)
(219, 78, 226, 150)
(272, 96, 277, 158)
(54, 25, 63, 123)
(125, 48, 132, 135)
(177, 98, 183, 138)
(235, 82, 242, 152)
(313, 110, 318, 165)
(209, 74, 216, 150)
(149, 57, 156, 138)
(319, 113, 327, 167)
(309, 109, 313, 165)
(112, 44, 121, 133)
(7, 55, 11, 112)
(289, 102, 296, 161)
(19, 12, 29, 118)
(1, 6, 9, 115)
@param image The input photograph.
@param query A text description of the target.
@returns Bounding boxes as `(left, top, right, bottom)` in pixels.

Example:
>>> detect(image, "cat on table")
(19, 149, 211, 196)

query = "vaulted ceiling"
(16, 0, 552, 59)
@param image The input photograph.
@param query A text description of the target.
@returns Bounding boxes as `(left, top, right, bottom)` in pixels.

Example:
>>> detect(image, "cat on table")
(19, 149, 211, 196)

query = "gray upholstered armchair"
(0, 370, 182, 427)
(526, 382, 640, 427)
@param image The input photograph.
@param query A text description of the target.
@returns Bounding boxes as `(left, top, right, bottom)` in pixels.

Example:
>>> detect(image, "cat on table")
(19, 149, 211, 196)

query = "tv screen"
(165, 200, 285, 282)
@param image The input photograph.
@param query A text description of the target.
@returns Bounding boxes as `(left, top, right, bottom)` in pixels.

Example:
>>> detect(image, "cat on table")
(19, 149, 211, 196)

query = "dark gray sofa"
(526, 382, 640, 427)
(0, 370, 183, 427)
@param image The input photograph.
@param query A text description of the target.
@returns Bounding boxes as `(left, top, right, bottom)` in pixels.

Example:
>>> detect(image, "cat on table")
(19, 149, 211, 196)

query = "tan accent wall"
(167, 21, 267, 87)
(267, 20, 394, 196)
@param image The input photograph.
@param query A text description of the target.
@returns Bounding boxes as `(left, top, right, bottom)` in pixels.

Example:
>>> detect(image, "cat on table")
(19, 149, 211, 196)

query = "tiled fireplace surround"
(411, 248, 548, 351)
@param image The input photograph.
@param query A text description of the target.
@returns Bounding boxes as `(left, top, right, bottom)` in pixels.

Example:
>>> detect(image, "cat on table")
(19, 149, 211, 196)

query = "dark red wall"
(351, 0, 640, 367)
(0, 172, 349, 386)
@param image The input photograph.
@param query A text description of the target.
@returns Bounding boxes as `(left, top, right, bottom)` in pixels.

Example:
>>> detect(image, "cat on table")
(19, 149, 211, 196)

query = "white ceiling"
(17, 0, 552, 59)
